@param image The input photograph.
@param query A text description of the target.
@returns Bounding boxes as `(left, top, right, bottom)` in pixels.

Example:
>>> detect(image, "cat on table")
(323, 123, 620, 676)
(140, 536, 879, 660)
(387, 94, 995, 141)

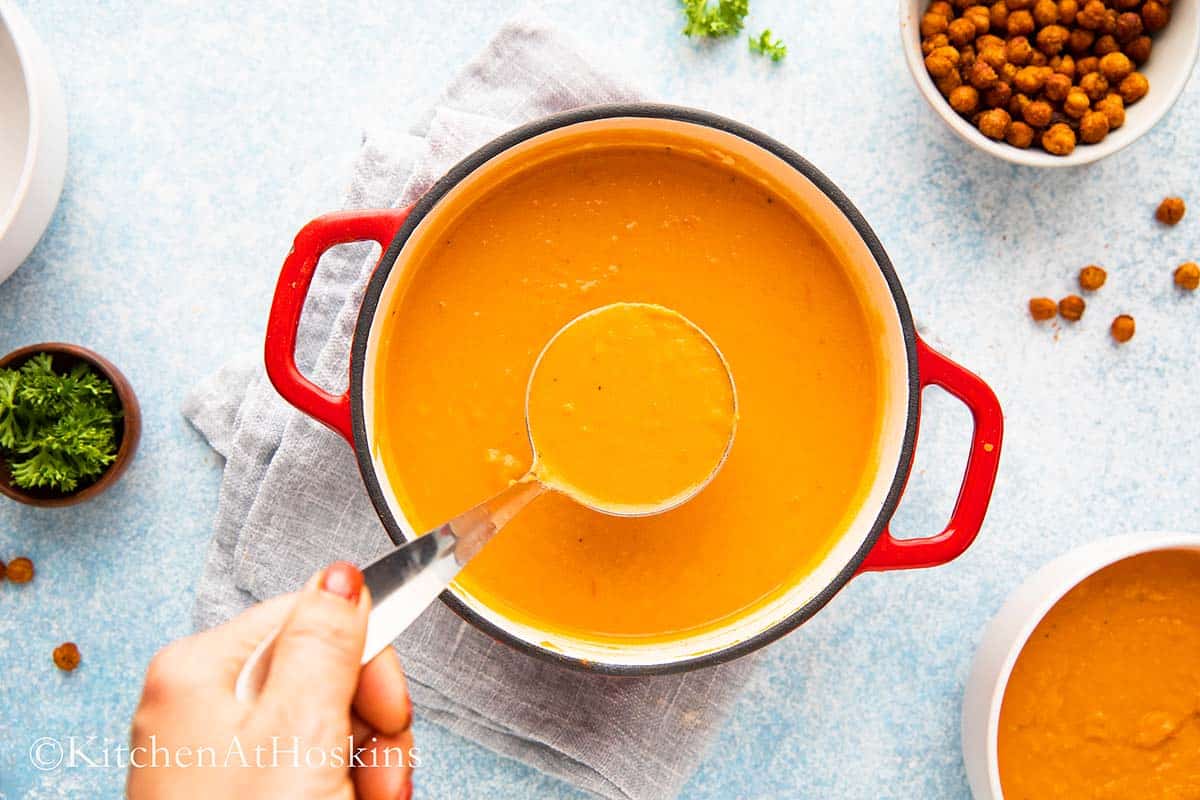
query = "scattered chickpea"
(1175, 262, 1200, 291)
(1156, 196, 1185, 225)
(1058, 294, 1086, 321)
(1042, 122, 1076, 154)
(1030, 297, 1057, 320)
(1119, 72, 1149, 104)
(1141, 0, 1170, 32)
(1006, 120, 1036, 147)
(1079, 110, 1110, 143)
(978, 107, 1012, 139)
(6, 556, 34, 584)
(1110, 314, 1136, 343)
(53, 642, 82, 672)
(1093, 93, 1125, 129)
(1078, 265, 1107, 291)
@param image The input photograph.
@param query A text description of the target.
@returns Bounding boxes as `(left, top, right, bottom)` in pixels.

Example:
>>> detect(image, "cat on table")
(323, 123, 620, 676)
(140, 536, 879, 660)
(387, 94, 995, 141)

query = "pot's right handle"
(857, 337, 1003, 573)
(264, 209, 410, 443)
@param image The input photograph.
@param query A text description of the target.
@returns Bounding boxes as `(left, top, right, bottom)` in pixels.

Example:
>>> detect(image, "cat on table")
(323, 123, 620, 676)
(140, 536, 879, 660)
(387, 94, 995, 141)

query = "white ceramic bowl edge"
(961, 531, 1200, 799)
(0, 1, 67, 285)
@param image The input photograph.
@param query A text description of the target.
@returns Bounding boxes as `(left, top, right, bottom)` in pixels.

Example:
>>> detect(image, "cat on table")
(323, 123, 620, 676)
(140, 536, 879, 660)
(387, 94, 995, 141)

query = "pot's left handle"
(857, 337, 1003, 572)
(264, 209, 411, 442)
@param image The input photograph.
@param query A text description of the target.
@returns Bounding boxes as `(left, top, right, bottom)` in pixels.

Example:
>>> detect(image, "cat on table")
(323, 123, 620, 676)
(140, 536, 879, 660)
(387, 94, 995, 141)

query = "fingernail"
(320, 561, 363, 603)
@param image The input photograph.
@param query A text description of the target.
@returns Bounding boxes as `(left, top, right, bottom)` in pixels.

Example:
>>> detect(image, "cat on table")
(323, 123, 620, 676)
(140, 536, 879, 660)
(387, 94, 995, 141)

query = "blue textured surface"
(1, 1, 1198, 798)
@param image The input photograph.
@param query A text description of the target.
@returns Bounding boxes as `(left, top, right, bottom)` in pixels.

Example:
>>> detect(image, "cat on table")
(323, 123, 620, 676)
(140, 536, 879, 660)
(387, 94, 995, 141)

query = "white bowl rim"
(0, 2, 43, 242)
(899, 0, 1200, 167)
(979, 530, 1200, 797)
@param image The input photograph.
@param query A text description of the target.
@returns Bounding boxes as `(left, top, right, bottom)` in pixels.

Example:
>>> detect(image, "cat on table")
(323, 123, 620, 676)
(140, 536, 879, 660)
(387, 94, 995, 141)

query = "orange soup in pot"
(372, 128, 885, 644)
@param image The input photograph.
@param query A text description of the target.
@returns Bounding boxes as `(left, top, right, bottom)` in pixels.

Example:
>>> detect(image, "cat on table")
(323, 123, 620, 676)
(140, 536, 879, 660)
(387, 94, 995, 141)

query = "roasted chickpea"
(1013, 64, 1049, 93)
(978, 107, 1012, 138)
(1055, 54, 1076, 79)
(1114, 11, 1143, 43)
(1033, 0, 1059, 25)
(1099, 51, 1133, 83)
(1076, 55, 1099, 75)
(1156, 196, 1185, 225)
(1009, 92, 1033, 117)
(980, 44, 1008, 69)
(1007, 0, 1033, 9)
(937, 70, 964, 95)
(1029, 50, 1049, 66)
(1094, 93, 1125, 128)
(1101, 8, 1118, 35)
(1110, 314, 1135, 343)
(1093, 34, 1119, 56)
(1058, 295, 1086, 321)
(923, 33, 950, 54)
(1076, 0, 1107, 29)
(1006, 35, 1034, 64)
(53, 642, 82, 672)
(1057, 0, 1078, 24)
(1006, 120, 1036, 147)
(1175, 262, 1200, 291)
(949, 84, 982, 114)
(1036, 24, 1070, 55)
(921, 12, 950, 37)
(1029, 297, 1057, 320)
(930, 1, 954, 16)
(1042, 122, 1077, 154)
(949, 16, 979, 44)
(964, 5, 992, 33)
(1007, 9, 1035, 35)
(990, 0, 1010, 28)
(1064, 89, 1091, 118)
(1000, 61, 1020, 82)
(1118, 71, 1149, 104)
(977, 33, 1006, 51)
(1079, 71, 1109, 101)
(1069, 28, 1096, 55)
(1079, 109, 1110, 143)
(960, 43, 977, 68)
(1142, 1, 1170, 33)
(1113, 0, 1139, 9)
(1079, 265, 1107, 291)
(926, 52, 958, 79)
(1124, 35, 1151, 65)
(1023, 99, 1055, 126)
(968, 59, 1000, 88)
(1044, 71, 1073, 101)
(985, 81, 1013, 108)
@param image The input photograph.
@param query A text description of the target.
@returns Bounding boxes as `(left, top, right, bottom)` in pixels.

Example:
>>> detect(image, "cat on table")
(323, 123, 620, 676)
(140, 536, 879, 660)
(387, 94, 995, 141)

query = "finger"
(352, 727, 414, 800)
(354, 646, 413, 735)
(260, 562, 369, 718)
(189, 593, 299, 687)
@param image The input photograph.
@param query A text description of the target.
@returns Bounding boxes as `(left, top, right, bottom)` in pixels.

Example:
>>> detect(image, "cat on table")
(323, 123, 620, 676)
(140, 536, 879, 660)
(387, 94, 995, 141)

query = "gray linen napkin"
(182, 14, 755, 800)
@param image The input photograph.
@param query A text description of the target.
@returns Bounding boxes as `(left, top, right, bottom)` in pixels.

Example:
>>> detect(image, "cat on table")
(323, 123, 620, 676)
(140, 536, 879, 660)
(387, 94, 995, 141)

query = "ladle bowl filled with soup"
(263, 104, 1004, 673)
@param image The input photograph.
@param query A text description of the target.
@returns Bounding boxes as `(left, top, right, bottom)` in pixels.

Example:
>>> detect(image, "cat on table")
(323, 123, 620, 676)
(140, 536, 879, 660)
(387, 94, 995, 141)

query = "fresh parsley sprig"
(749, 28, 787, 62)
(0, 354, 121, 493)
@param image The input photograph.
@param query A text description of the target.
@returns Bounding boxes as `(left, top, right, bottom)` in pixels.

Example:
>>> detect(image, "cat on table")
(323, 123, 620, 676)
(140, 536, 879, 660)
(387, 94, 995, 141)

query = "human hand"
(127, 562, 414, 800)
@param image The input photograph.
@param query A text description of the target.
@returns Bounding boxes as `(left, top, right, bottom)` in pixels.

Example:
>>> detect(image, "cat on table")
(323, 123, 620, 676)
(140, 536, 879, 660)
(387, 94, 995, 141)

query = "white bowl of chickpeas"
(902, 0, 1199, 166)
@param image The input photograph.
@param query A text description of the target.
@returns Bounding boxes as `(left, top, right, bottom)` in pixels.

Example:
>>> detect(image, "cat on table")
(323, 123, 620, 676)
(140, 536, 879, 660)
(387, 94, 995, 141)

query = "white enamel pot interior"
(961, 531, 1200, 799)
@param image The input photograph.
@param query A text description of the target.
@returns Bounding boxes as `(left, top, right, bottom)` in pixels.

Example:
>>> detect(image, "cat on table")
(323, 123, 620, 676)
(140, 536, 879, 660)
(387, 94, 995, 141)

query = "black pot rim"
(349, 103, 920, 676)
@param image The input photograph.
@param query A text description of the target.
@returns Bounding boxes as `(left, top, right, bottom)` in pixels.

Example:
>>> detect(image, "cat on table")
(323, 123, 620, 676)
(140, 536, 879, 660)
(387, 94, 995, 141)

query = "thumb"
(260, 562, 369, 720)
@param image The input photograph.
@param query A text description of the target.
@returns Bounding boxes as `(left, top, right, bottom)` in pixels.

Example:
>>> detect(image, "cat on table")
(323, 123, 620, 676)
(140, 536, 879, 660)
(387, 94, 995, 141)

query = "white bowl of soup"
(0, 2, 66, 285)
(264, 105, 1004, 673)
(962, 531, 1200, 798)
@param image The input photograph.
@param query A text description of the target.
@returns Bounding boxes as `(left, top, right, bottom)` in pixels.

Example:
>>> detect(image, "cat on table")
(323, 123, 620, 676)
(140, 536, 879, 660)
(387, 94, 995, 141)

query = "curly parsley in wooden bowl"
(0, 343, 140, 506)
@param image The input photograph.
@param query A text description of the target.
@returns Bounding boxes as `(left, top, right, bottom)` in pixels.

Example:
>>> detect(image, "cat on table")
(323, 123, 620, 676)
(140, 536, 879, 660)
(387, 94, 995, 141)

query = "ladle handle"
(264, 208, 410, 442)
(234, 479, 545, 704)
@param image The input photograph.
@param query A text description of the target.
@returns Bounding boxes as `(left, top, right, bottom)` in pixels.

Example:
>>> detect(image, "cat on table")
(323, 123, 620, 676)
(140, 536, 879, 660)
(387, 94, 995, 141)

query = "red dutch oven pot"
(264, 105, 1003, 674)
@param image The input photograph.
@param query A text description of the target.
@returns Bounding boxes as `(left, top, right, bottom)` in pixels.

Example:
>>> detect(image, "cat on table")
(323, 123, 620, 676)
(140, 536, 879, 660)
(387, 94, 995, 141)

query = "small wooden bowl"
(0, 343, 140, 507)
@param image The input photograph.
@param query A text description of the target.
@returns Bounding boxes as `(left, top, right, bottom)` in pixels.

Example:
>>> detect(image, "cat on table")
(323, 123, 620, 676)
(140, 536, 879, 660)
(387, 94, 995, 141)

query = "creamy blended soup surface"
(373, 128, 883, 643)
